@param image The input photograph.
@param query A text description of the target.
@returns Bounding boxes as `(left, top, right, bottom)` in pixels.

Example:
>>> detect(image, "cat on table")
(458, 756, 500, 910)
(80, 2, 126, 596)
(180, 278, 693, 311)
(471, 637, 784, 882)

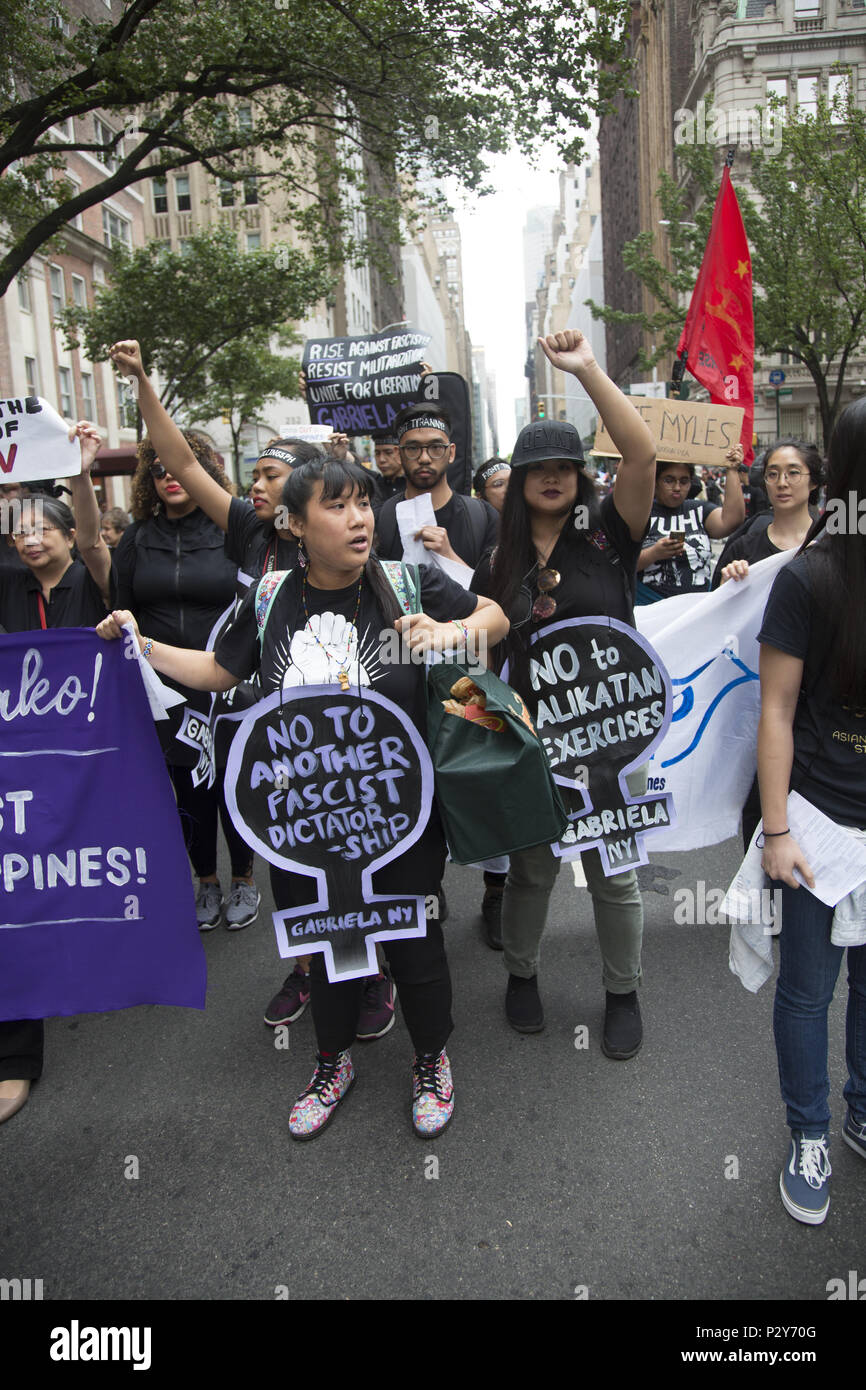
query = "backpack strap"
(255, 568, 293, 645)
(459, 492, 488, 565)
(380, 560, 421, 616)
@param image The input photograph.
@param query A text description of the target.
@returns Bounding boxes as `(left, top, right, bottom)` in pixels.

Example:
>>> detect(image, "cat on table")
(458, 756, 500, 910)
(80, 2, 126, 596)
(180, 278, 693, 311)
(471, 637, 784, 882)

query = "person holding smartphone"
(636, 446, 745, 600)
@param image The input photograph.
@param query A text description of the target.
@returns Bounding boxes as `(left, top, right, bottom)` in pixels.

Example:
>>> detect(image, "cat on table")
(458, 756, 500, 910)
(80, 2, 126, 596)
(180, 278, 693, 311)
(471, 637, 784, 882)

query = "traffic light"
(537, 400, 546, 420)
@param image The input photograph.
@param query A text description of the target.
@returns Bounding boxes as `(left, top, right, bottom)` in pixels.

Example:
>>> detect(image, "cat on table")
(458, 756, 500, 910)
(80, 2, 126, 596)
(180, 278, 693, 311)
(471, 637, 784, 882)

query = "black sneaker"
(601, 990, 642, 1059)
(263, 966, 311, 1026)
(356, 971, 398, 1040)
(505, 974, 544, 1032)
(481, 887, 503, 950)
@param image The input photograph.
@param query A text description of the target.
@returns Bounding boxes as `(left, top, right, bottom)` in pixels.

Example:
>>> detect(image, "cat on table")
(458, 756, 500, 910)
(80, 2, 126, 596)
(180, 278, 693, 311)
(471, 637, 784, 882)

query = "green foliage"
(0, 0, 634, 295)
(58, 223, 330, 411)
(193, 336, 301, 476)
(588, 91, 866, 445)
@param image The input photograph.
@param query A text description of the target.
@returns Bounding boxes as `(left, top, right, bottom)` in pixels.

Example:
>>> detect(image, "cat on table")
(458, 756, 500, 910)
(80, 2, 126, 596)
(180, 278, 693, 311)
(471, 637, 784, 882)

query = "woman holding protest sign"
(97, 454, 508, 1140)
(472, 329, 656, 1056)
(756, 400, 866, 1225)
(0, 421, 112, 1124)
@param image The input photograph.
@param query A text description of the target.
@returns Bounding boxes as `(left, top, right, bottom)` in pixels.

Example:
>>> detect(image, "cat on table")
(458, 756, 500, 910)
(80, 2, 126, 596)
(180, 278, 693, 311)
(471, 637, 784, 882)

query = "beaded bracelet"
(451, 620, 470, 649)
(140, 637, 154, 661)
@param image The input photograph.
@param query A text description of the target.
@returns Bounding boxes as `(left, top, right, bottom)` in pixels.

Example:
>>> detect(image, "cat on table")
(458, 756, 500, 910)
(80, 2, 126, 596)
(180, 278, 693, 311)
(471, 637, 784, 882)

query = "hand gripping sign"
(225, 685, 434, 981)
(525, 618, 677, 874)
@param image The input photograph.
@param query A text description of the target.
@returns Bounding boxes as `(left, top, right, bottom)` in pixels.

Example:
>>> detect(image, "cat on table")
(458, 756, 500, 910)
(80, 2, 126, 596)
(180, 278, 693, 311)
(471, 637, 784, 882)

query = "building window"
(179, 239, 193, 255)
(152, 177, 168, 215)
(219, 179, 235, 207)
(102, 207, 131, 249)
(80, 372, 96, 419)
(243, 175, 258, 206)
(94, 117, 121, 171)
(58, 366, 74, 417)
(829, 73, 850, 121)
(93, 264, 105, 284)
(175, 175, 191, 212)
(765, 77, 787, 109)
(25, 358, 39, 397)
(797, 75, 819, 117)
(237, 105, 253, 132)
(71, 273, 87, 308)
(52, 117, 73, 141)
(246, 232, 261, 251)
(17, 273, 32, 313)
(49, 264, 65, 317)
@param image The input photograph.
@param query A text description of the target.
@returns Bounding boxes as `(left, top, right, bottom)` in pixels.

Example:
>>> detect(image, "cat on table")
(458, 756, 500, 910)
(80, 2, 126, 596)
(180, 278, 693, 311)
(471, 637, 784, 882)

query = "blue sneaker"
(842, 1110, 866, 1160)
(780, 1134, 831, 1225)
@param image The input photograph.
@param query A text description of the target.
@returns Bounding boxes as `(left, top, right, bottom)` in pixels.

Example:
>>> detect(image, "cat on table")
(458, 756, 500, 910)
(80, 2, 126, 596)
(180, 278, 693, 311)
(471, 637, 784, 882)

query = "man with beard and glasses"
(374, 405, 498, 572)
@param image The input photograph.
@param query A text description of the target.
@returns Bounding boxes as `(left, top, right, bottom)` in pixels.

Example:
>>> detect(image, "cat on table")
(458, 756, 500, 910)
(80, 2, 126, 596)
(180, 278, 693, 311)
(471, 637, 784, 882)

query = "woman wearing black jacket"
(114, 437, 257, 930)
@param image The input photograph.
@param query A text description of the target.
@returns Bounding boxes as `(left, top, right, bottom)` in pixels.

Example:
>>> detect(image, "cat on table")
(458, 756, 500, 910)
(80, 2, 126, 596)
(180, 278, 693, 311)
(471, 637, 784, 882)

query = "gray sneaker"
(224, 880, 261, 930)
(195, 880, 223, 930)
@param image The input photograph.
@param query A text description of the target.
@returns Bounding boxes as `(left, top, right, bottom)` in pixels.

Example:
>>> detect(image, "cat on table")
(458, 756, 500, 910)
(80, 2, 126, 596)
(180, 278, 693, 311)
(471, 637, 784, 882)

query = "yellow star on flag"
(730, 354, 745, 371)
(735, 260, 749, 279)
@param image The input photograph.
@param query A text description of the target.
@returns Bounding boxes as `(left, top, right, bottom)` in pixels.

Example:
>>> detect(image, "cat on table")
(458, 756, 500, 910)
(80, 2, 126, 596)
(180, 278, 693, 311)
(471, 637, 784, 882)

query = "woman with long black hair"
(97, 455, 507, 1140)
(757, 399, 866, 1224)
(472, 329, 656, 1055)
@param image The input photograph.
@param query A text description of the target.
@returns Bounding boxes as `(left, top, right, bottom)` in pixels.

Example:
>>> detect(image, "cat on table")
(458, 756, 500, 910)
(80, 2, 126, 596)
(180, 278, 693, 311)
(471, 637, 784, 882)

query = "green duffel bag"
(426, 660, 568, 865)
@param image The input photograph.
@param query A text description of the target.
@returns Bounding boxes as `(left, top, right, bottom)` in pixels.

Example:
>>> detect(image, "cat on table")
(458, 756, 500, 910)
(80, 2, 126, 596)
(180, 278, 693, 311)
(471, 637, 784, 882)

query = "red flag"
(676, 166, 754, 463)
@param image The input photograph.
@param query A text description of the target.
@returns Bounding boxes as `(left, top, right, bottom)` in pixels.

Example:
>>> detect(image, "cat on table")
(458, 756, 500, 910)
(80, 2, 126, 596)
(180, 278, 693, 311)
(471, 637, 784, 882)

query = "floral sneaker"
(411, 1049, 455, 1138)
(289, 1051, 354, 1141)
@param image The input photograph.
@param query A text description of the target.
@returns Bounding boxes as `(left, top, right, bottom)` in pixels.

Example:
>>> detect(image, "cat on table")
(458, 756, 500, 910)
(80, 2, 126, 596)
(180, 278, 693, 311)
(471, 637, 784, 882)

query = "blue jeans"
(773, 881, 866, 1136)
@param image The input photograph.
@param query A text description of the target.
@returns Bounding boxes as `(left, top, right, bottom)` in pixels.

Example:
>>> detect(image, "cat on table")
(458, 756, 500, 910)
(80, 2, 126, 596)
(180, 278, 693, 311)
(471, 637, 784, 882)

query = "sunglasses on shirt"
(512, 566, 562, 628)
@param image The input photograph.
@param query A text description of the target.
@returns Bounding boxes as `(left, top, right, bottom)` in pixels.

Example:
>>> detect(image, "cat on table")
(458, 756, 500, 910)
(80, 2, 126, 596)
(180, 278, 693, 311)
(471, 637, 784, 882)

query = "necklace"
(301, 570, 364, 691)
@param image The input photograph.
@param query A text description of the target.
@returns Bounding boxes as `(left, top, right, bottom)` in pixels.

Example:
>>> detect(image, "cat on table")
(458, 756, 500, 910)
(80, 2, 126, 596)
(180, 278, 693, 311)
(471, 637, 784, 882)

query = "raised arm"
(538, 331, 655, 541)
(705, 444, 746, 538)
(109, 340, 232, 532)
(67, 421, 112, 605)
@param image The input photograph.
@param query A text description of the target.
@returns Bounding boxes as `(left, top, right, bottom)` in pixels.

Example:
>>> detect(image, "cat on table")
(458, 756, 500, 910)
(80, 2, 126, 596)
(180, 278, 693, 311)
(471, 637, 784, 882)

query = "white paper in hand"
(123, 622, 186, 720)
(0, 396, 80, 483)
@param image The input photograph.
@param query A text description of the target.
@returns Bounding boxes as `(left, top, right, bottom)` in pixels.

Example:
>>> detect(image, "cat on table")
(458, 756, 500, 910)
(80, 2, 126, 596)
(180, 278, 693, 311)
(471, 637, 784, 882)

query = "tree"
(190, 335, 301, 478)
(588, 93, 866, 447)
(0, 0, 634, 297)
(59, 223, 328, 423)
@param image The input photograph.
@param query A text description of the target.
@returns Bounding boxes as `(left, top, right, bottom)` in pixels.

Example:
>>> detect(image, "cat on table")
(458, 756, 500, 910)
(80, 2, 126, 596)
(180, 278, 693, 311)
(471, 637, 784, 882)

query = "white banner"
(634, 549, 794, 851)
(0, 396, 80, 483)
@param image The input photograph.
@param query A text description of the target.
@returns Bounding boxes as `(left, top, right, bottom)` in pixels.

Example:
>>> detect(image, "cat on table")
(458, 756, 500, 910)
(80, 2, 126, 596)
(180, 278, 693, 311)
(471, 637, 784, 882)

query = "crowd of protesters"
(0, 328, 862, 1231)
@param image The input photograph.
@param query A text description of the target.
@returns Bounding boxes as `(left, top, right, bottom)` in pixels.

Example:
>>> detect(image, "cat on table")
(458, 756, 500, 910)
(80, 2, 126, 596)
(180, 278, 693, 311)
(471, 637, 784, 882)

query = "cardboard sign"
(303, 329, 432, 436)
(0, 396, 80, 483)
(592, 397, 744, 467)
(225, 685, 434, 981)
(526, 617, 676, 874)
(0, 630, 205, 1020)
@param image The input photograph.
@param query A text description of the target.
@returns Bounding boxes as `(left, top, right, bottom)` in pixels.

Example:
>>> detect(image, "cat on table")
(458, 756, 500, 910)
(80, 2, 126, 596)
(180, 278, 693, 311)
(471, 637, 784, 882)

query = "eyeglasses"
(12, 524, 58, 540)
(764, 467, 804, 483)
(149, 462, 168, 479)
(659, 475, 689, 488)
(399, 442, 449, 462)
(513, 566, 562, 627)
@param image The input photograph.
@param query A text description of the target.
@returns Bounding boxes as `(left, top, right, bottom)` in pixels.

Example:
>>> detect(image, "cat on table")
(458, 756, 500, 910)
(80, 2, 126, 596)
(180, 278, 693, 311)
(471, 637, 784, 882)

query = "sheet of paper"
(394, 494, 472, 588)
(0, 396, 81, 483)
(124, 622, 186, 720)
(723, 790, 866, 920)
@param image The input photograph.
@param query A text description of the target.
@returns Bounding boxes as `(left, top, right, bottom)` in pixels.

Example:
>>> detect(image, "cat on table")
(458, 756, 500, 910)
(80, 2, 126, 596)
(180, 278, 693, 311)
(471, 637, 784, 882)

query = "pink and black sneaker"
(356, 970, 398, 1040)
(411, 1049, 455, 1138)
(289, 1051, 355, 1141)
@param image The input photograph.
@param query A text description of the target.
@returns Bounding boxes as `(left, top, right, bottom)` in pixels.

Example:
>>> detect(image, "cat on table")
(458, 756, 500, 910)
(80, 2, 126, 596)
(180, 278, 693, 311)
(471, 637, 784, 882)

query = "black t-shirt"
(225, 496, 299, 577)
(641, 497, 720, 596)
(711, 515, 778, 589)
(0, 559, 112, 631)
(215, 563, 478, 895)
(471, 492, 641, 703)
(375, 490, 499, 569)
(371, 474, 406, 519)
(758, 549, 866, 826)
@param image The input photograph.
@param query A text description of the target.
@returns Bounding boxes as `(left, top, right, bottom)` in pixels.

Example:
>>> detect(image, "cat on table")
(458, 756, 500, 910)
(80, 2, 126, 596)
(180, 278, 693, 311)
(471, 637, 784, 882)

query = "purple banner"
(0, 630, 206, 1020)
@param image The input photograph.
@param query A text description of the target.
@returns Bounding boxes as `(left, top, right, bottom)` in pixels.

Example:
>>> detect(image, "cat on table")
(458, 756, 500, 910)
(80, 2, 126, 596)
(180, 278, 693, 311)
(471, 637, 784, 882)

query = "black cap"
(511, 421, 584, 468)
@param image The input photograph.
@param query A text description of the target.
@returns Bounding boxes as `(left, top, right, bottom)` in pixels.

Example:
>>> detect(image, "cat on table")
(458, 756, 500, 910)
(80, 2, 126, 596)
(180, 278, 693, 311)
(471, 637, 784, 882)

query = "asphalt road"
(1, 832, 862, 1308)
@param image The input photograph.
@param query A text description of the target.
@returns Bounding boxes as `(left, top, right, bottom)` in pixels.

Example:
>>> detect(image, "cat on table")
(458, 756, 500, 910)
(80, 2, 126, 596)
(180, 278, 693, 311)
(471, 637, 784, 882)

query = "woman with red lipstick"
(472, 329, 657, 1056)
(114, 436, 256, 930)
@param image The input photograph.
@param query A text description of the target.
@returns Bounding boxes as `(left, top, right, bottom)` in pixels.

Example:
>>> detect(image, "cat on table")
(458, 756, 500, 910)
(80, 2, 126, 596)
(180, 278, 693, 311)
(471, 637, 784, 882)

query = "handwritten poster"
(0, 396, 80, 483)
(225, 685, 434, 981)
(302, 328, 431, 435)
(593, 397, 744, 468)
(524, 618, 676, 874)
(0, 630, 205, 1020)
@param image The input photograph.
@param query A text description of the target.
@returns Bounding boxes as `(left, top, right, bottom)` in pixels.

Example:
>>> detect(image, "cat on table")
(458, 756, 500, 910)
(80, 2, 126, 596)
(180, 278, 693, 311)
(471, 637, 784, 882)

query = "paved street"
(1, 833, 862, 1304)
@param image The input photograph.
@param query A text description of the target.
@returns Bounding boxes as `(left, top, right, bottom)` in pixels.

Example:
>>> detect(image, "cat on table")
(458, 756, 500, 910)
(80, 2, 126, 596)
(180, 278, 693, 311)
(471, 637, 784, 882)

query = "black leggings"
(0, 1018, 43, 1081)
(169, 764, 253, 879)
(269, 863, 452, 1057)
